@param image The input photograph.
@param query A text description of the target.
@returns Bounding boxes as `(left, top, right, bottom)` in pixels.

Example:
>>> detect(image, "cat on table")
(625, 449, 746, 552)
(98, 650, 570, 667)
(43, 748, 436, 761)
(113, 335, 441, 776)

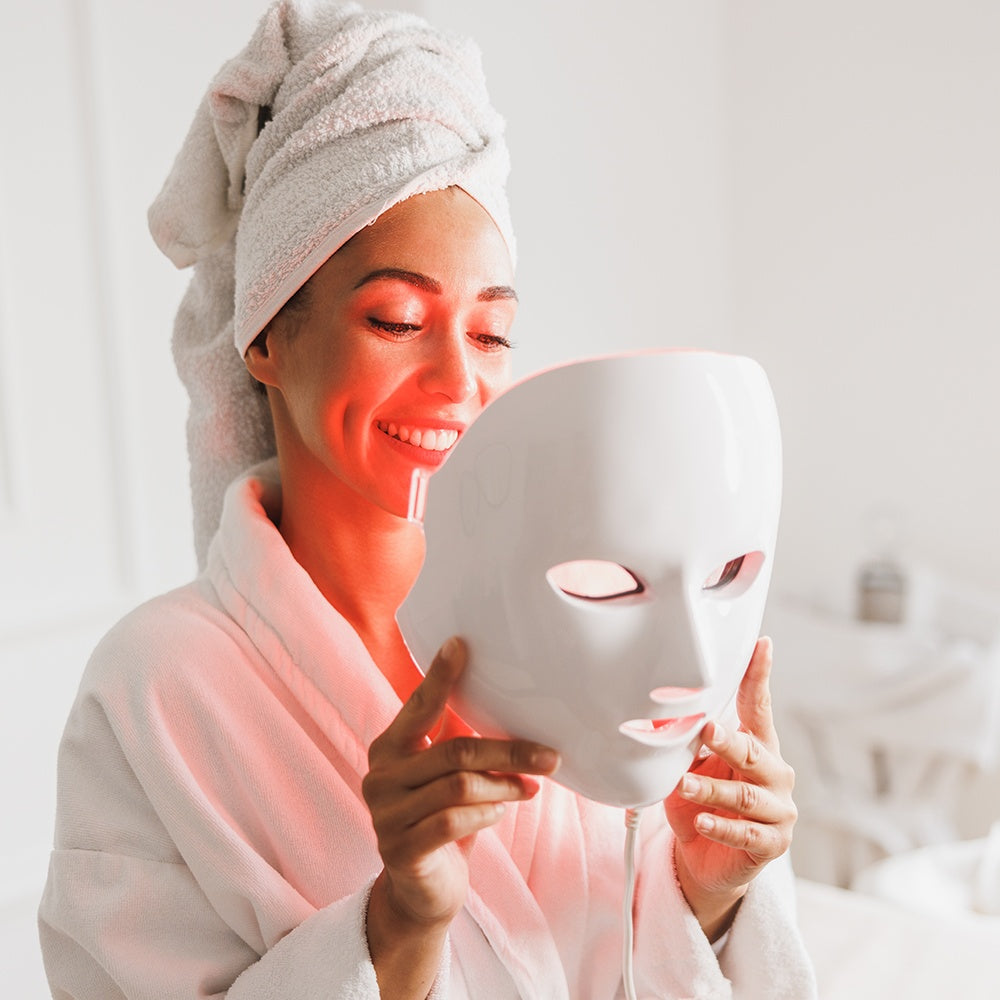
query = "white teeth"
(377, 422, 459, 452)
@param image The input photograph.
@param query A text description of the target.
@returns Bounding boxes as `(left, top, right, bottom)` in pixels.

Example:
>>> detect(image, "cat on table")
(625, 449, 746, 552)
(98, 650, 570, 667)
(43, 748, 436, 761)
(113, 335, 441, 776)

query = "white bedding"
(796, 877, 1000, 998)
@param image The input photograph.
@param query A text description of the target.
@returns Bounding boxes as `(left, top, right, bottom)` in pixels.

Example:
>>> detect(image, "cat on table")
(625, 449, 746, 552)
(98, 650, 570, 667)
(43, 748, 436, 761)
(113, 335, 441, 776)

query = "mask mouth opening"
(648, 686, 702, 710)
(619, 713, 705, 747)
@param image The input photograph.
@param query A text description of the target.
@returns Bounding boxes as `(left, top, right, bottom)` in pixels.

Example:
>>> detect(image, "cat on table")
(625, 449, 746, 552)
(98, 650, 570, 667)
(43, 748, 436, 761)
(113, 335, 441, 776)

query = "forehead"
(321, 187, 514, 287)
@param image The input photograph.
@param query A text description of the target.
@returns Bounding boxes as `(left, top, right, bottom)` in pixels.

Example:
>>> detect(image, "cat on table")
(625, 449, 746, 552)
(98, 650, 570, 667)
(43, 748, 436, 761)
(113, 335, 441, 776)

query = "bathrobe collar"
(206, 462, 570, 998)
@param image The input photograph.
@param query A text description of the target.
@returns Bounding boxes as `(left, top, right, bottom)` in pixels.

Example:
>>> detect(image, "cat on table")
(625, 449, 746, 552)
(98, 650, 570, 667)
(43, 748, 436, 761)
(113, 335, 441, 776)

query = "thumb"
(736, 636, 778, 746)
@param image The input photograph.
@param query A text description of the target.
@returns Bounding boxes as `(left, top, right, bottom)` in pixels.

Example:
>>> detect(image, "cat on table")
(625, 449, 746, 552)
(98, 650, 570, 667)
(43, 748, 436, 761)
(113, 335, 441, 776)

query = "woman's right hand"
(362, 636, 560, 996)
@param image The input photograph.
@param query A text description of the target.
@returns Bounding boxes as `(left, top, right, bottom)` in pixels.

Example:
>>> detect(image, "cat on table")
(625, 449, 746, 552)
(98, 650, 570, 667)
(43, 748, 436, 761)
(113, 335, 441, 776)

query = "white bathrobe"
(38, 465, 816, 999)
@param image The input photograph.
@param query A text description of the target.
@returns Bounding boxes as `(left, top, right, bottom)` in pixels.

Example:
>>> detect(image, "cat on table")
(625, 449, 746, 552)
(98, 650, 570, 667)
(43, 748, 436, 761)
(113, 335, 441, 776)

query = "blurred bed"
(768, 575, 1000, 997)
(796, 876, 999, 999)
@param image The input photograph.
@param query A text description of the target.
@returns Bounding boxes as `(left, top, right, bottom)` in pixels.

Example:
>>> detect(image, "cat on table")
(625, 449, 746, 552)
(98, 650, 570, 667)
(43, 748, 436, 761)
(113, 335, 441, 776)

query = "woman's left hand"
(664, 637, 797, 938)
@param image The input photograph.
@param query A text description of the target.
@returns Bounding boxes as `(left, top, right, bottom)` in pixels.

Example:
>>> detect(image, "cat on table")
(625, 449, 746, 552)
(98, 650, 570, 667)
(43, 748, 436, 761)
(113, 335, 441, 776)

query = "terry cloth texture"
(148, 1, 514, 567)
(38, 462, 817, 999)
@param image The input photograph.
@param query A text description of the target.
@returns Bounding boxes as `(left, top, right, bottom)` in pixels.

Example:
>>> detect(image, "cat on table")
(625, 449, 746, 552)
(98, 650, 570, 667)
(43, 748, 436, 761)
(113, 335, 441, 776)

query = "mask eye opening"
(701, 551, 765, 598)
(703, 556, 745, 591)
(546, 560, 645, 602)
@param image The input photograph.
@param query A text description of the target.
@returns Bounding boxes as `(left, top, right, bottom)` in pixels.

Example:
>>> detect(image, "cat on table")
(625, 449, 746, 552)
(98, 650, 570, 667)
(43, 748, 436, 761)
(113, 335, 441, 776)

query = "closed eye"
(368, 318, 421, 337)
(471, 332, 513, 352)
(546, 560, 644, 601)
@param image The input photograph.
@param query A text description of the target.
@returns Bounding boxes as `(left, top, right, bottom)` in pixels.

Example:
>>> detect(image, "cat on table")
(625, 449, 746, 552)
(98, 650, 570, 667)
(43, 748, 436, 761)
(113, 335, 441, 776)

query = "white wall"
(725, 0, 1000, 878)
(726, 0, 1000, 612)
(422, 0, 732, 374)
(0, 0, 268, 907)
(430, 0, 1000, 617)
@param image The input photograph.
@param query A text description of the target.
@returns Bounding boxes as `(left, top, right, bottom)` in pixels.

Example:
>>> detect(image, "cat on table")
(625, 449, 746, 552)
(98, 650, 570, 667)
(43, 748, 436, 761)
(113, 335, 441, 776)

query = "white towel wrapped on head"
(149, 0, 515, 566)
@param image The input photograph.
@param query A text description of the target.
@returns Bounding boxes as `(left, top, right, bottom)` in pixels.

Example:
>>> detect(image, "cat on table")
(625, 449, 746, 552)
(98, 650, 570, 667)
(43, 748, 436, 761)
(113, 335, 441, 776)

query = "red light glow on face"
(261, 188, 516, 519)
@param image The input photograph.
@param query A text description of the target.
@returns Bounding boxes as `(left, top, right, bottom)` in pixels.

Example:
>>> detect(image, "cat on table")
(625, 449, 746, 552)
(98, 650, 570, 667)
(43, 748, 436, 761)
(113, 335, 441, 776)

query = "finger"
(383, 801, 510, 865)
(383, 769, 541, 833)
(700, 719, 788, 788)
(735, 636, 779, 748)
(363, 734, 559, 812)
(393, 735, 561, 791)
(373, 636, 466, 757)
(692, 811, 791, 861)
(677, 771, 795, 825)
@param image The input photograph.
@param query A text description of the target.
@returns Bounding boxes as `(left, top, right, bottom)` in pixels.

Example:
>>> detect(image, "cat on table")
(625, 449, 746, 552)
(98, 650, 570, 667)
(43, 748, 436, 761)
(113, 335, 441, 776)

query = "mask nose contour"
(648, 571, 712, 691)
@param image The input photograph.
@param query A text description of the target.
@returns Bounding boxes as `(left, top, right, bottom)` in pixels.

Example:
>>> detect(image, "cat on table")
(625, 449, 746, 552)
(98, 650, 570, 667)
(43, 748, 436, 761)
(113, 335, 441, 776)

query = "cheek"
(480, 358, 514, 402)
(282, 362, 355, 451)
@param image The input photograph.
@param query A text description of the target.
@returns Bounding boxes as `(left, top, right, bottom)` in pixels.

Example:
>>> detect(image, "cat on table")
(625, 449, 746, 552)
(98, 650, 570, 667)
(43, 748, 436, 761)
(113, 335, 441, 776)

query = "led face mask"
(398, 351, 782, 808)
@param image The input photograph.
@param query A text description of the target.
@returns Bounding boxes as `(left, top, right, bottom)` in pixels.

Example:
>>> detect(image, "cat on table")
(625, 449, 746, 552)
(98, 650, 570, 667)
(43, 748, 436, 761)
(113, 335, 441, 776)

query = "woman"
(39, 3, 815, 997)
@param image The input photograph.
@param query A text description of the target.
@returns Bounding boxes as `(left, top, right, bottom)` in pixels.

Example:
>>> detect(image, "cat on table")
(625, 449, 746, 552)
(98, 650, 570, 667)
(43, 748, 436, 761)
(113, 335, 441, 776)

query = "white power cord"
(622, 806, 644, 1000)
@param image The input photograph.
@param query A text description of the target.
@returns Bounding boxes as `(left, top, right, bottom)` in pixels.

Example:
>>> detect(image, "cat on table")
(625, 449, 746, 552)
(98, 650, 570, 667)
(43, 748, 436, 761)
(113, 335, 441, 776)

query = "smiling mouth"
(376, 421, 460, 452)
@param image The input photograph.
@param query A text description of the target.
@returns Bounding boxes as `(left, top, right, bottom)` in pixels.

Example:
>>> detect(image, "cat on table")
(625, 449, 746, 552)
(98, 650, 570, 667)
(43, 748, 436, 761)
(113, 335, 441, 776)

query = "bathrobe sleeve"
(633, 816, 818, 1000)
(40, 853, 388, 1000)
(37, 594, 450, 1000)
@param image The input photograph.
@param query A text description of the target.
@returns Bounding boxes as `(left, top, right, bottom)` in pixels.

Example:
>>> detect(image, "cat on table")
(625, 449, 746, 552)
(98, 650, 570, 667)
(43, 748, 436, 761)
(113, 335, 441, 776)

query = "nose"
(417, 331, 478, 403)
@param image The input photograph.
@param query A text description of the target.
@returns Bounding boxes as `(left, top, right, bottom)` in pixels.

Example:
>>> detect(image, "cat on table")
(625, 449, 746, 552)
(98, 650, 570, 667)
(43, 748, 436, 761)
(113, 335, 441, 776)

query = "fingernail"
(531, 746, 561, 772)
(441, 636, 459, 662)
(709, 721, 727, 744)
(681, 774, 700, 796)
(695, 813, 715, 833)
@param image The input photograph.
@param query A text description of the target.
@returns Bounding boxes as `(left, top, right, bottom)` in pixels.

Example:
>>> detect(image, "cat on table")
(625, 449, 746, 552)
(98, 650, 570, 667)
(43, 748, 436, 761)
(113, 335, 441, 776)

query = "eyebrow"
(354, 268, 518, 302)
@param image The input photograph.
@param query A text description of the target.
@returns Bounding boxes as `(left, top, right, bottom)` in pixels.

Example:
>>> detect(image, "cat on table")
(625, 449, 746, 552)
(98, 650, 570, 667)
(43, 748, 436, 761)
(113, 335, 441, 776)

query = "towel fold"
(149, 0, 514, 565)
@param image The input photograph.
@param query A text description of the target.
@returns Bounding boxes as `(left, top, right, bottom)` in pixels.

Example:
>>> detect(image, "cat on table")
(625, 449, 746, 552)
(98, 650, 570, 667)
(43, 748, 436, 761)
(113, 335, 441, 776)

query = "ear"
(244, 328, 280, 390)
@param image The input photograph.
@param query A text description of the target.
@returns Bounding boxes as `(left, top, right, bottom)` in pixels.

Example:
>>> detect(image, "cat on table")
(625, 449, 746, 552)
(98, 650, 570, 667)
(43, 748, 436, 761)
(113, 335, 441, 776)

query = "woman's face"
(254, 187, 517, 518)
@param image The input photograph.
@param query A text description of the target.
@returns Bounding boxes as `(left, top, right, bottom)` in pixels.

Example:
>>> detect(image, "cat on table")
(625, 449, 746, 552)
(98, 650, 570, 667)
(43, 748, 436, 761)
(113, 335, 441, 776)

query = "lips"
(376, 420, 460, 453)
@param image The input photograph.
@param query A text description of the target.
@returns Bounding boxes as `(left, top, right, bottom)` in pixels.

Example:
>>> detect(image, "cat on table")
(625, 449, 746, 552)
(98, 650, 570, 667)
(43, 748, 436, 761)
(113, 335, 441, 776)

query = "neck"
(277, 458, 426, 701)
